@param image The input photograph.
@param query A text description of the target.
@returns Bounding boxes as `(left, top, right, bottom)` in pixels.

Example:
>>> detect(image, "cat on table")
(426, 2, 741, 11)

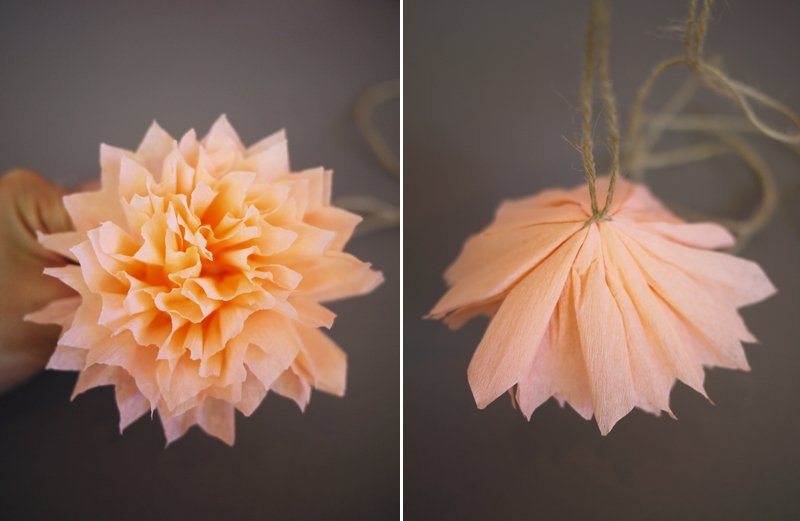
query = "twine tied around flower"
(579, 0, 620, 223)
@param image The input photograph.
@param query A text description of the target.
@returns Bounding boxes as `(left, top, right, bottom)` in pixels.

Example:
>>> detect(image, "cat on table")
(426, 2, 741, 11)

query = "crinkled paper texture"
(27, 115, 383, 445)
(430, 177, 775, 434)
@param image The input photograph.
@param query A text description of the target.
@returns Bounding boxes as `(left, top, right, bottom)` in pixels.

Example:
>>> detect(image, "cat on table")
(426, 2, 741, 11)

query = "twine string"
(334, 79, 400, 238)
(627, 0, 800, 151)
(619, 0, 800, 248)
(354, 79, 400, 180)
(580, 0, 621, 221)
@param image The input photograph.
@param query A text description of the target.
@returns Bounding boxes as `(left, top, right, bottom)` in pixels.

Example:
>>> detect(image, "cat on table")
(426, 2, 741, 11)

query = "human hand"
(0, 169, 75, 393)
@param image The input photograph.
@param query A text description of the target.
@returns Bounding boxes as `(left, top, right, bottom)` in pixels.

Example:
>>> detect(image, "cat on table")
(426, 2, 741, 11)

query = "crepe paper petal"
(430, 177, 776, 435)
(26, 115, 382, 446)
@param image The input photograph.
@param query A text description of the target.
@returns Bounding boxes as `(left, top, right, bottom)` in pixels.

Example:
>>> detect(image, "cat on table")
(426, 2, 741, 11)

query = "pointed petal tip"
(207, 427, 236, 446)
(596, 412, 625, 436)
(565, 401, 594, 421)
(426, 300, 447, 319)
(594, 402, 636, 436)
(118, 417, 133, 435)
(471, 387, 492, 410)
(597, 421, 612, 436)
(468, 363, 513, 412)
(146, 119, 165, 131)
(425, 307, 451, 323)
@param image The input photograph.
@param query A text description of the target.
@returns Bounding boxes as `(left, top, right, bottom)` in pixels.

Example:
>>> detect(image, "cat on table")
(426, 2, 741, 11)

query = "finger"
(0, 169, 74, 237)
(77, 179, 101, 192)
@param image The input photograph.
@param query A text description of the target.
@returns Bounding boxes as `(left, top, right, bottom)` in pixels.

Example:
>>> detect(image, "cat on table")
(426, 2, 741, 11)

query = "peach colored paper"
(26, 115, 383, 445)
(430, 177, 775, 434)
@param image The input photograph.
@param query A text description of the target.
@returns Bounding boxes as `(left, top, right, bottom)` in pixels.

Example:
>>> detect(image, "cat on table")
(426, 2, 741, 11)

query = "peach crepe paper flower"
(430, 177, 775, 434)
(26, 115, 383, 445)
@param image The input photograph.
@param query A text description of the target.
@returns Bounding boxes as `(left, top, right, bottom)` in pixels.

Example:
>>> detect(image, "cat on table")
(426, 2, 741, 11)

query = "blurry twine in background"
(354, 80, 400, 180)
(335, 79, 400, 238)
(617, 0, 800, 251)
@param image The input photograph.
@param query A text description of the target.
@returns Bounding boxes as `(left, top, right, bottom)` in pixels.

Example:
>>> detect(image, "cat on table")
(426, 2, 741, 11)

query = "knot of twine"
(622, 0, 800, 249)
(627, 0, 800, 150)
(684, 0, 711, 72)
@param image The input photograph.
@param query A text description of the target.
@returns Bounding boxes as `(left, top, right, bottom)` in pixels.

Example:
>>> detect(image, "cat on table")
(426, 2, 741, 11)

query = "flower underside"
(431, 177, 775, 434)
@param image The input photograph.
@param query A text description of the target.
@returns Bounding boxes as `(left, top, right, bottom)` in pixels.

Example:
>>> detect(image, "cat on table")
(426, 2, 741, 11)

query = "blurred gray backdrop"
(0, 1, 399, 520)
(406, 1, 800, 520)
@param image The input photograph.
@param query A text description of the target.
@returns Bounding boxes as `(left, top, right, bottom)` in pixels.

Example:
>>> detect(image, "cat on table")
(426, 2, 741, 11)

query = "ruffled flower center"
(86, 136, 321, 379)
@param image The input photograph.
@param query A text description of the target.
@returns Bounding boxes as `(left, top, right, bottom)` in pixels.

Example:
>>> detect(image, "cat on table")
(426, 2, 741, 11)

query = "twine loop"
(580, 0, 800, 248)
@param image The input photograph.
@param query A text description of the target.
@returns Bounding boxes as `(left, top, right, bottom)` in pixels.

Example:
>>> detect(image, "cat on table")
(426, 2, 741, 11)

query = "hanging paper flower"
(26, 115, 383, 445)
(430, 177, 775, 434)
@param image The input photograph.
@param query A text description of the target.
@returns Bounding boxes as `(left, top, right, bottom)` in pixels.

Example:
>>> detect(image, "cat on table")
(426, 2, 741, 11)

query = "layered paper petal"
(27, 115, 383, 445)
(431, 177, 775, 434)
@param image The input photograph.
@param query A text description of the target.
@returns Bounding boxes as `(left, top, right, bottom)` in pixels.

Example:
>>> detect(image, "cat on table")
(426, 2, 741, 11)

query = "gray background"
(0, 1, 398, 520)
(406, 1, 800, 520)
